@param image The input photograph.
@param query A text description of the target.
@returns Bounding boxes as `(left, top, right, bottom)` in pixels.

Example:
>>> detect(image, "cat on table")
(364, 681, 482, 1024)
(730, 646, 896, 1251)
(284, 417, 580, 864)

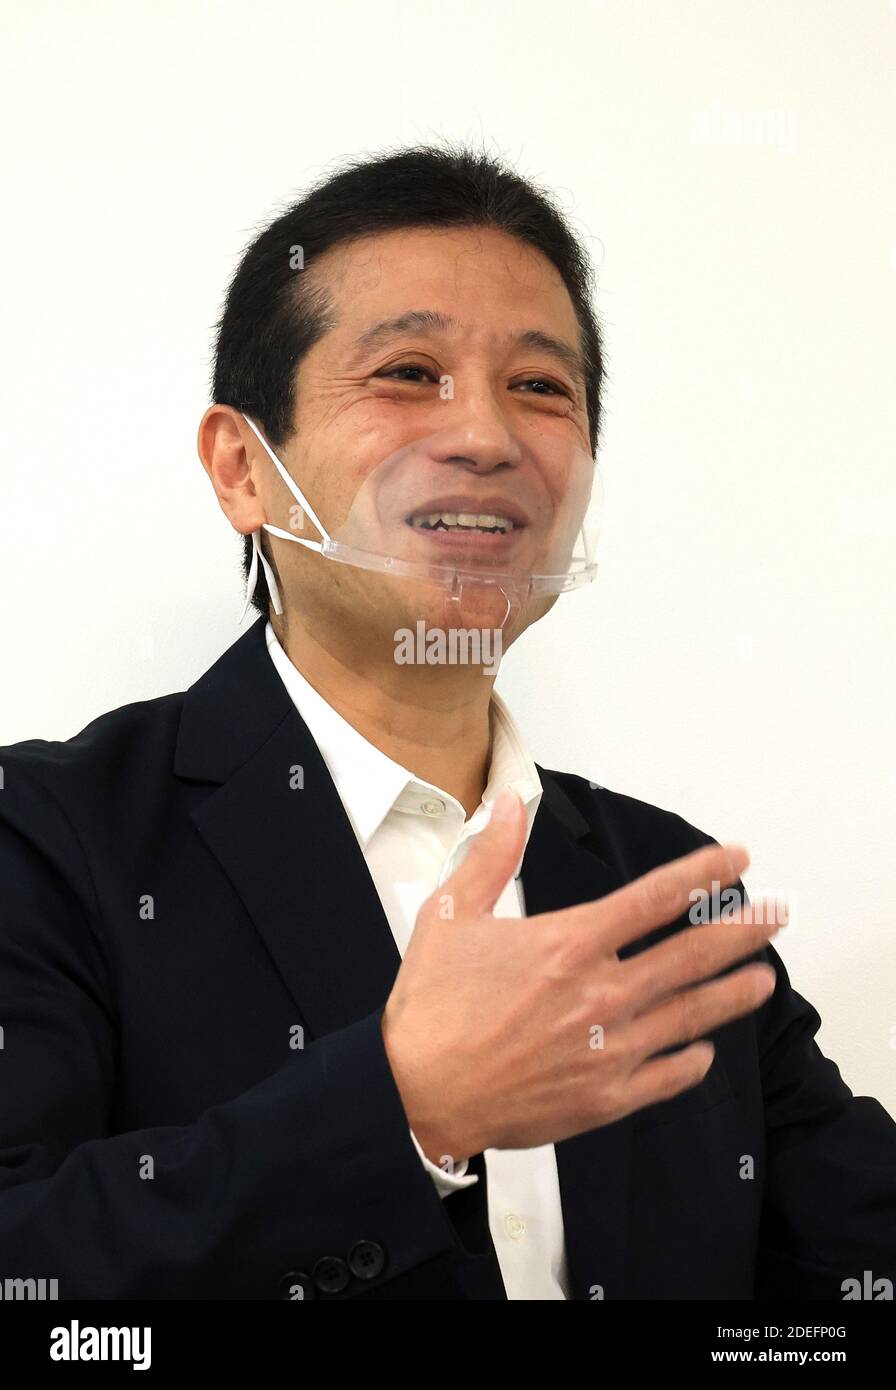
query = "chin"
(398, 584, 513, 636)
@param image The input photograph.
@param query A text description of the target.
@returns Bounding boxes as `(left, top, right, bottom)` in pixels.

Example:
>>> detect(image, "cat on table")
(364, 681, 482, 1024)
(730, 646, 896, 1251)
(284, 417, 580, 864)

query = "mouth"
(408, 510, 516, 535)
(404, 496, 530, 538)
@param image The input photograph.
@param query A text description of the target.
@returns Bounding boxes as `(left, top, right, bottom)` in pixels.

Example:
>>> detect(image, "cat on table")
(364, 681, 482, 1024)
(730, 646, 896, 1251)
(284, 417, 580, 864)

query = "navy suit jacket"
(0, 616, 894, 1299)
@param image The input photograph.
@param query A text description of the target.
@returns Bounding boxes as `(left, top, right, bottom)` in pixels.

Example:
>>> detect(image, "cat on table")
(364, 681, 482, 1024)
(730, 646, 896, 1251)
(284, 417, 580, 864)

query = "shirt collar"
(264, 622, 542, 850)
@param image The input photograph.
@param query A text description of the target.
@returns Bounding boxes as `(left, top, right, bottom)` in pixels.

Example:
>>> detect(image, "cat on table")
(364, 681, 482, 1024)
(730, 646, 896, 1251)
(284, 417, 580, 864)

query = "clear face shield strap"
(239, 414, 331, 622)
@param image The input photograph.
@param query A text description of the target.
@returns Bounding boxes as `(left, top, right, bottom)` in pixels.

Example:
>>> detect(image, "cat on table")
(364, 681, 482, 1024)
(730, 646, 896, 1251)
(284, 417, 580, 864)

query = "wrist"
(380, 1014, 477, 1163)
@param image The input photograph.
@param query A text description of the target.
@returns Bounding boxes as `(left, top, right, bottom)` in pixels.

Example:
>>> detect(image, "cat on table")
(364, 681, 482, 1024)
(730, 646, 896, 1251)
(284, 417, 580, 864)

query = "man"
(0, 145, 894, 1301)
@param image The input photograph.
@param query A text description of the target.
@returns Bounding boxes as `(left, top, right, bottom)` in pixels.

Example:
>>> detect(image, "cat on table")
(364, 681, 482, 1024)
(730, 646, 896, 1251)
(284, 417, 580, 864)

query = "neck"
(271, 610, 495, 819)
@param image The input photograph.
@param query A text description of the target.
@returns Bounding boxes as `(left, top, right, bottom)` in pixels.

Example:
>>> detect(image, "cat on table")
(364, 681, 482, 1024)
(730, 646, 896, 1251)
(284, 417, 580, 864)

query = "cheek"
(303, 448, 387, 535)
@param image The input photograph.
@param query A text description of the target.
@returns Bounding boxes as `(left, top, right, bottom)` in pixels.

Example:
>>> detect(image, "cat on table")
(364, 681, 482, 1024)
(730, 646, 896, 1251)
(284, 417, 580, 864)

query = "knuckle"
(654, 1061, 692, 1102)
(674, 988, 701, 1040)
(600, 1082, 630, 1123)
(542, 922, 585, 980)
(640, 866, 681, 921)
(591, 1059, 631, 1121)
(585, 974, 628, 1027)
(680, 925, 709, 976)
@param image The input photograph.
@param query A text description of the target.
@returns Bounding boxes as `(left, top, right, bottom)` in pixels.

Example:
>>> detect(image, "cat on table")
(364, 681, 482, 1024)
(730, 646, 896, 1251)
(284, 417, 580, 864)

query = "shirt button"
(503, 1213, 526, 1241)
(421, 797, 446, 817)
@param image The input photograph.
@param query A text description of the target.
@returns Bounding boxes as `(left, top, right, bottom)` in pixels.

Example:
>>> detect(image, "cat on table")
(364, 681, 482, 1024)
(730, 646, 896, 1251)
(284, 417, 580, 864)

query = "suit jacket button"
(348, 1240, 386, 1281)
(280, 1271, 315, 1300)
(312, 1255, 350, 1294)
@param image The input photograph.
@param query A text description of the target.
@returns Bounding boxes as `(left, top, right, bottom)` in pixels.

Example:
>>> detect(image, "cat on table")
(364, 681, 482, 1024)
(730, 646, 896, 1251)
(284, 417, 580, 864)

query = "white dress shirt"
(265, 623, 570, 1300)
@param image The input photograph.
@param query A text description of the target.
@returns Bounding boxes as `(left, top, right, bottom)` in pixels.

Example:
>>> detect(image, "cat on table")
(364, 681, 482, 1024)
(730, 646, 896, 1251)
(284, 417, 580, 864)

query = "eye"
(375, 362, 439, 384)
(514, 377, 573, 399)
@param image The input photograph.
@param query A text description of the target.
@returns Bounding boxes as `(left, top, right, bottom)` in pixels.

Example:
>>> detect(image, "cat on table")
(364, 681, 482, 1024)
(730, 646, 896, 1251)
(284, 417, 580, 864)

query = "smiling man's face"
(254, 223, 594, 660)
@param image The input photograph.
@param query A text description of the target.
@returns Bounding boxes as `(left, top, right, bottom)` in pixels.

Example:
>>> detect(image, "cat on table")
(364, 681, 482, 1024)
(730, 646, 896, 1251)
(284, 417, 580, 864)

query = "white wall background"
(1, 0, 893, 1112)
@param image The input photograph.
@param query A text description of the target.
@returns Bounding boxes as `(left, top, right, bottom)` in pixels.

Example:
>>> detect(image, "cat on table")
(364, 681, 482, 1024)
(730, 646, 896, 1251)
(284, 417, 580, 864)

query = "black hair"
(211, 141, 605, 619)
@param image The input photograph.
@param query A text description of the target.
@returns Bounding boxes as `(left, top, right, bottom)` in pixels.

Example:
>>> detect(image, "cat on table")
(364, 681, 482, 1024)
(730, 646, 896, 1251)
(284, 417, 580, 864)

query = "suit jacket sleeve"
(751, 938, 896, 1298)
(0, 765, 459, 1298)
(676, 818, 896, 1298)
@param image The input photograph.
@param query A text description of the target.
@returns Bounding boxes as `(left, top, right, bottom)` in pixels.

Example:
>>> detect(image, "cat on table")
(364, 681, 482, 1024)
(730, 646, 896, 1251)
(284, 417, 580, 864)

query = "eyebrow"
(346, 309, 587, 386)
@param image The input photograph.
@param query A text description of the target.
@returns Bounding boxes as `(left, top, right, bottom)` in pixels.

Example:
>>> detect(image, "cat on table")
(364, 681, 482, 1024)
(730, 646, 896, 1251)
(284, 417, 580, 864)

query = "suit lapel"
(524, 770, 634, 1301)
(175, 618, 401, 1038)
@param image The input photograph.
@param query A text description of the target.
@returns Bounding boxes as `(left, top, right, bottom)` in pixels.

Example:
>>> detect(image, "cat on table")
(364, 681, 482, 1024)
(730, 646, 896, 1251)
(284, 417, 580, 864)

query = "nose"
(427, 395, 524, 474)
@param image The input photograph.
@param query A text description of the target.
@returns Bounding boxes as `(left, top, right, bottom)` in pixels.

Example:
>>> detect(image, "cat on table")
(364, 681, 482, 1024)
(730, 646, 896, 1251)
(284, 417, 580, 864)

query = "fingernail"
(492, 787, 521, 822)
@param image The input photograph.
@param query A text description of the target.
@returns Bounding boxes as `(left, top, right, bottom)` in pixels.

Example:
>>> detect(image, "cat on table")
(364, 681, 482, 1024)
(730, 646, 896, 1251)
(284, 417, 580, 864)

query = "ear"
(197, 404, 267, 535)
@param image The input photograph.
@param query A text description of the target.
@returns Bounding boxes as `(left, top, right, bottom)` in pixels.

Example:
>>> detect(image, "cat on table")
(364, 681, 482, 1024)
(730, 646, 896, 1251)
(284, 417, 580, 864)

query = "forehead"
(308, 225, 582, 346)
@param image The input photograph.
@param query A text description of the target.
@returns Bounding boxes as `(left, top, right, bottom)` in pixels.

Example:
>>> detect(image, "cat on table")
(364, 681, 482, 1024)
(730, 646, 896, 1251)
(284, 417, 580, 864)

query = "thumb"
(441, 787, 528, 919)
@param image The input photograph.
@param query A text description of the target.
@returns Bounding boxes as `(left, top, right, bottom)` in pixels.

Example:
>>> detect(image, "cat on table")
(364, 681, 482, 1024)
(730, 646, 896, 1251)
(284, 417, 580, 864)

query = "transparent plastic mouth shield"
(241, 412, 603, 630)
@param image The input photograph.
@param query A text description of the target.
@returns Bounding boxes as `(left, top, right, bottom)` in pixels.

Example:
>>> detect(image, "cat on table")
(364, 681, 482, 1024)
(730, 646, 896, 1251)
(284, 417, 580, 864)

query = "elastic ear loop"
(240, 528, 284, 622)
(239, 415, 332, 623)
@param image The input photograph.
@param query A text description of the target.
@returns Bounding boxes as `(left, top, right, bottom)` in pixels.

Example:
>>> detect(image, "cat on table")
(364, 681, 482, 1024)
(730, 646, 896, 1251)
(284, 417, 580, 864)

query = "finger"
(622, 900, 786, 1015)
(626, 961, 777, 1061)
(436, 786, 528, 919)
(569, 841, 751, 956)
(615, 1040, 719, 1121)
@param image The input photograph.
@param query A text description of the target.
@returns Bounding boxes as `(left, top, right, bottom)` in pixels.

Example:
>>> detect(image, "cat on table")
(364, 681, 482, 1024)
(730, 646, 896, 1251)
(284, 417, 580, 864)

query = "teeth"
(410, 511, 515, 532)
